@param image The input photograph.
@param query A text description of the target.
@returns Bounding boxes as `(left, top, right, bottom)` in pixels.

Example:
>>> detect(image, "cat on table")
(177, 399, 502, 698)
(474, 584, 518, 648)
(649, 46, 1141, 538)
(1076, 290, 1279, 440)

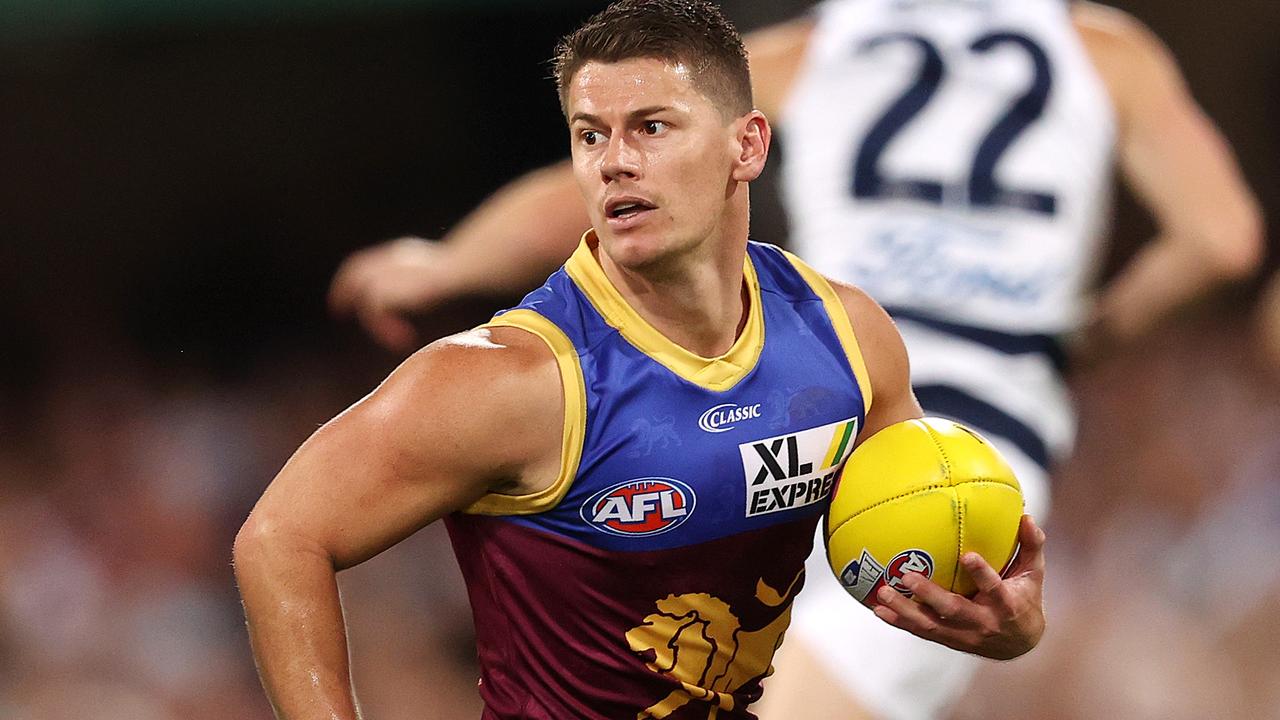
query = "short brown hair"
(552, 0, 753, 118)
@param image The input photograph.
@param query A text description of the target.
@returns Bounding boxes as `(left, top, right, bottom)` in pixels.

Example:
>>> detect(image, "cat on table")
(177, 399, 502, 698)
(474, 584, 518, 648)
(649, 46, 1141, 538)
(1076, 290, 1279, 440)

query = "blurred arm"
(329, 161, 588, 351)
(231, 327, 562, 719)
(744, 17, 815, 122)
(1074, 3, 1264, 353)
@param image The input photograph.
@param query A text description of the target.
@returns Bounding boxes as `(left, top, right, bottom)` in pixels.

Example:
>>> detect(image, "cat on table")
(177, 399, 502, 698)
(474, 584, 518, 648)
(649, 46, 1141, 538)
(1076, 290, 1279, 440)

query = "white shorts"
(785, 435, 1051, 720)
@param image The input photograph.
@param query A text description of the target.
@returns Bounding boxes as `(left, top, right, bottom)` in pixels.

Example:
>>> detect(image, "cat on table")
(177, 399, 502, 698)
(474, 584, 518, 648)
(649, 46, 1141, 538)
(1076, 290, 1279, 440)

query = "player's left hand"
(871, 514, 1046, 660)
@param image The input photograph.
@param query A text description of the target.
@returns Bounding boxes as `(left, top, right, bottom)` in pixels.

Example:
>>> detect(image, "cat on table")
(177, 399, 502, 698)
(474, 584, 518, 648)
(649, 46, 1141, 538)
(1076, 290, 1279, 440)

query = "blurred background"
(0, 1, 1277, 718)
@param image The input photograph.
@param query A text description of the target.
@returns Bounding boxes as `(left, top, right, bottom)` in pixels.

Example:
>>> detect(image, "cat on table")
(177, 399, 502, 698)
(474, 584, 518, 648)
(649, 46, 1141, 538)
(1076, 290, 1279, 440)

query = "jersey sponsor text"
(740, 418, 858, 517)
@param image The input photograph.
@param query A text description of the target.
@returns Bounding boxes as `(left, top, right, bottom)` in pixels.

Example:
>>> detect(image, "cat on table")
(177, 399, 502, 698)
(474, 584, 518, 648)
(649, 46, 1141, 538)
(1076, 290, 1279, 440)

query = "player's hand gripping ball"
(826, 417, 1023, 607)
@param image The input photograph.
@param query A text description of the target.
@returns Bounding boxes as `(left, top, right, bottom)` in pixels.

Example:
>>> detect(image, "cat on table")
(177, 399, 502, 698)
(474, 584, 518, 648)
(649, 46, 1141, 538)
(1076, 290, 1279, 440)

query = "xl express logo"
(581, 478, 696, 537)
(698, 403, 762, 433)
(740, 417, 859, 517)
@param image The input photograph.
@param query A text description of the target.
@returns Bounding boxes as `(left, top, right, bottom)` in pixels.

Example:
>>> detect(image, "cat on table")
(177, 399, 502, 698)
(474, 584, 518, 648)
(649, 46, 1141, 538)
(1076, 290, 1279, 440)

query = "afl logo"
(581, 477, 696, 537)
(884, 550, 935, 597)
(698, 402, 762, 433)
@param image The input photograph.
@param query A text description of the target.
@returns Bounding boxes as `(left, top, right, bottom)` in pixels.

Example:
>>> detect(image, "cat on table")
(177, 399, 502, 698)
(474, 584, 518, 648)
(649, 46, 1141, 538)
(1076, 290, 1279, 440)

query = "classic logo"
(697, 402, 762, 433)
(839, 548, 935, 607)
(581, 478, 696, 537)
(740, 417, 859, 517)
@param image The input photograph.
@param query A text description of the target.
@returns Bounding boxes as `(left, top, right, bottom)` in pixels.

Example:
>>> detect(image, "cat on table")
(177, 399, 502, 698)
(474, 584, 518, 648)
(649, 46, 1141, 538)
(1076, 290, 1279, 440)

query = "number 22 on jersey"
(852, 32, 1057, 216)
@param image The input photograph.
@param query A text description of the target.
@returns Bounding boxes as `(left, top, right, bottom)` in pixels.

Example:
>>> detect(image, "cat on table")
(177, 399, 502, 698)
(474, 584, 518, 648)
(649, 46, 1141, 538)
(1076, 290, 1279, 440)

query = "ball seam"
(828, 479, 1016, 534)
(952, 486, 965, 592)
(921, 421, 965, 591)
(920, 421, 954, 486)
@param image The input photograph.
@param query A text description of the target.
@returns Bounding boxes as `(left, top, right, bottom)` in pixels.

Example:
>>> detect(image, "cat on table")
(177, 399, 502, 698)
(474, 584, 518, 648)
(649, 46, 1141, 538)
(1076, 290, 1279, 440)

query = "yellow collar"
(564, 231, 764, 392)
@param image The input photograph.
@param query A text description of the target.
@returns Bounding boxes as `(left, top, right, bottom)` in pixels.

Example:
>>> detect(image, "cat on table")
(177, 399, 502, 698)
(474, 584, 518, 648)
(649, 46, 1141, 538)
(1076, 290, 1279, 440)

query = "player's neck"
(595, 214, 751, 359)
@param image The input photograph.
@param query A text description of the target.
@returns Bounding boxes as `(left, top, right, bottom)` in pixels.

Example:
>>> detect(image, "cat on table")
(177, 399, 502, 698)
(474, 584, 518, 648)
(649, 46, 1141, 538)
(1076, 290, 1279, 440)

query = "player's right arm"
(232, 326, 563, 720)
(329, 19, 817, 352)
(1073, 2, 1264, 355)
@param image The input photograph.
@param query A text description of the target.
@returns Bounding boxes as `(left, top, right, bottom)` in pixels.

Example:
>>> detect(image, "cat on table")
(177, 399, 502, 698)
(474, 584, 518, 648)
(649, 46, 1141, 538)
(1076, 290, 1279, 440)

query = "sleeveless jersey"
(780, 0, 1115, 469)
(444, 234, 870, 719)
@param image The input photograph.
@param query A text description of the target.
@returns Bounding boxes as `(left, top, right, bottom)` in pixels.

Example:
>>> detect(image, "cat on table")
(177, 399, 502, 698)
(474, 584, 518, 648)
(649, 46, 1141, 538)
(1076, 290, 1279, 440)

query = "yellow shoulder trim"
(565, 231, 764, 392)
(781, 251, 873, 415)
(461, 309, 587, 516)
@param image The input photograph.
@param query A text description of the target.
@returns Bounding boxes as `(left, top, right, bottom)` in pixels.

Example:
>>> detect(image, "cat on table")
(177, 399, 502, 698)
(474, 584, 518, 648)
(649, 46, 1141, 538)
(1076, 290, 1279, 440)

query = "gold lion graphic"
(625, 571, 803, 719)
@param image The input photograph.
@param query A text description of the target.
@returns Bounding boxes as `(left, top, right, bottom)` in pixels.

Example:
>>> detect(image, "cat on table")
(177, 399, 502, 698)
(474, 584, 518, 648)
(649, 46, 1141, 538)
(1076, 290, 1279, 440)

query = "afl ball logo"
(698, 402, 762, 433)
(581, 478, 696, 537)
(884, 550, 935, 597)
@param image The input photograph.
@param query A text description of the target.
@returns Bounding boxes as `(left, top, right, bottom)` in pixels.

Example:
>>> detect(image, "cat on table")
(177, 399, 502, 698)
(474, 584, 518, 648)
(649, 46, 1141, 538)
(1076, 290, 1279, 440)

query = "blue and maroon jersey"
(444, 233, 872, 719)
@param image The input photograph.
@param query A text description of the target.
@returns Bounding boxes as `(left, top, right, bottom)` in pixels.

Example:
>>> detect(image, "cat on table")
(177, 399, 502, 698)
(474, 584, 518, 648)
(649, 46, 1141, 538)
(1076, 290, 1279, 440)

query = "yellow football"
(826, 417, 1024, 606)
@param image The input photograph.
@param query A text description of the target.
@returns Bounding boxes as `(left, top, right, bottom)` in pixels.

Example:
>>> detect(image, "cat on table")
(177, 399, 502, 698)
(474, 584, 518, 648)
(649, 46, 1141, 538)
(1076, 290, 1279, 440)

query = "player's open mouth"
(605, 197, 657, 228)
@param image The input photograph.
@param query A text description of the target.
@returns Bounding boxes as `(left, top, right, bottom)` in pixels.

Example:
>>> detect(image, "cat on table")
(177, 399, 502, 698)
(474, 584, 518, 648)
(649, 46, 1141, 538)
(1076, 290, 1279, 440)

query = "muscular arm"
(1074, 3, 1264, 352)
(329, 21, 816, 351)
(829, 279, 924, 441)
(232, 328, 563, 719)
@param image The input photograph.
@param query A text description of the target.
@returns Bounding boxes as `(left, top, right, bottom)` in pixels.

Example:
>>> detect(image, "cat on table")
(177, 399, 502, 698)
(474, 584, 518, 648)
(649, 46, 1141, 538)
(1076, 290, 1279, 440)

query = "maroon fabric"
(445, 514, 819, 719)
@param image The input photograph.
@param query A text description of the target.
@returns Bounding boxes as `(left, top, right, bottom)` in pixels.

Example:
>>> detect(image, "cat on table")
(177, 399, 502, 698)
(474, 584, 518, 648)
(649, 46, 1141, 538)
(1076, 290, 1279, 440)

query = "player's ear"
(731, 110, 771, 182)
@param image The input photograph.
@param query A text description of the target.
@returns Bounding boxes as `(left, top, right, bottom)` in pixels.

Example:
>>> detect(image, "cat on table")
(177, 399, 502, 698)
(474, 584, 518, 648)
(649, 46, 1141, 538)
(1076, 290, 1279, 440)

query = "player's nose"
(600, 135, 642, 182)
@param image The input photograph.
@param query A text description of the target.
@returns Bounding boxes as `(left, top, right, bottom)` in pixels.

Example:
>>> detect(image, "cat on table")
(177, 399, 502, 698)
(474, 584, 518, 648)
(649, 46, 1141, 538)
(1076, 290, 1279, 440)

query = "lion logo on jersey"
(624, 571, 803, 719)
(628, 416, 682, 458)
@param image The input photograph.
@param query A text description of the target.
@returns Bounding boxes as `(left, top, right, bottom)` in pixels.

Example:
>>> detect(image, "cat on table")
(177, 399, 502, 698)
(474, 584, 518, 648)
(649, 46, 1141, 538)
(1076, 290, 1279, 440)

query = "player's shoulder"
(383, 325, 563, 428)
(429, 322, 558, 381)
(821, 273, 920, 433)
(811, 272, 904, 370)
(328, 324, 566, 502)
(824, 276, 897, 345)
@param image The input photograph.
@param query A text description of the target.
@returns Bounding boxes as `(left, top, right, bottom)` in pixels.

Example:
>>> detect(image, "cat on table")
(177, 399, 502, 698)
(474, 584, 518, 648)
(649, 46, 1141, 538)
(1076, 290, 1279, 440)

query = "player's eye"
(641, 120, 668, 136)
(580, 130, 602, 146)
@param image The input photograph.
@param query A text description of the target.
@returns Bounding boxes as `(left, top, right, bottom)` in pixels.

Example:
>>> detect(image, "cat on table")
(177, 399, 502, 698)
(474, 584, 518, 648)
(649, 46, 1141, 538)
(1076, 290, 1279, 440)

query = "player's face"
(565, 58, 750, 268)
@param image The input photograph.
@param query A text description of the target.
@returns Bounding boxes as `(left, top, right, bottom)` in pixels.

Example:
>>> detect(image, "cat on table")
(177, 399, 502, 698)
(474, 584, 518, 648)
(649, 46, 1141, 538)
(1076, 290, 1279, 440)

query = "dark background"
(1, 2, 1277, 718)
(3, 0, 1274, 394)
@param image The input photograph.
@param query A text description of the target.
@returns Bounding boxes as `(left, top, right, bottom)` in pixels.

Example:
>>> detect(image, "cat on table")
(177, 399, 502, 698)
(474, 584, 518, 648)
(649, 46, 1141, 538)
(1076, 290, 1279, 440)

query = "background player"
(235, 2, 1049, 717)
(328, 1, 1262, 718)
